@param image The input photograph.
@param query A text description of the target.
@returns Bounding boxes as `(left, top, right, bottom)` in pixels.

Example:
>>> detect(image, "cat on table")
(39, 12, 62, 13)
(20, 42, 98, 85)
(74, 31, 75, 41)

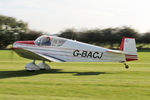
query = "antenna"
(71, 32, 74, 40)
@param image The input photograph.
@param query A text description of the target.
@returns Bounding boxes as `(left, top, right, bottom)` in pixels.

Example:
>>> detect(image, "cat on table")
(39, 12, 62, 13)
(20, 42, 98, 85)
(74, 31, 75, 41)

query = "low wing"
(13, 48, 63, 62)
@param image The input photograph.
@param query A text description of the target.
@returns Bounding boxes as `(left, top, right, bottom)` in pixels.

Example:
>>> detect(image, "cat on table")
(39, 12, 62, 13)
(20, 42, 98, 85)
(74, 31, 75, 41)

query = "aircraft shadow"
(0, 69, 106, 79)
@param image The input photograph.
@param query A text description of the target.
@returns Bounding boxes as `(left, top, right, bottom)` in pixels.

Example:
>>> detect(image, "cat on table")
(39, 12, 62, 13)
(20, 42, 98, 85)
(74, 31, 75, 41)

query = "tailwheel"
(125, 65, 129, 69)
(123, 62, 129, 69)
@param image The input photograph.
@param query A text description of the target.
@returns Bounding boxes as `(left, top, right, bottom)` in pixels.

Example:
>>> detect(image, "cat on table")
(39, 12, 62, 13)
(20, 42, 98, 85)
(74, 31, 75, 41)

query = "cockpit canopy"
(34, 35, 66, 46)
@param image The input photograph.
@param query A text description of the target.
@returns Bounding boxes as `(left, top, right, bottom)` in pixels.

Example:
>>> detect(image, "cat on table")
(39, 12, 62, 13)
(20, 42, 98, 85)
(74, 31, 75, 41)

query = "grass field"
(0, 50, 150, 100)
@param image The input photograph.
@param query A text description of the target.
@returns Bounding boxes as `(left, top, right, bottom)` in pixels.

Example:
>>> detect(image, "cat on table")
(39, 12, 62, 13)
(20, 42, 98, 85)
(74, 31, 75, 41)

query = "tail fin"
(120, 37, 138, 61)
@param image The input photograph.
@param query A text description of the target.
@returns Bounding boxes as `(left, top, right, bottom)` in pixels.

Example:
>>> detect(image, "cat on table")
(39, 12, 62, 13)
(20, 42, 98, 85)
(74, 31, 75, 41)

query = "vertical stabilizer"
(120, 37, 138, 61)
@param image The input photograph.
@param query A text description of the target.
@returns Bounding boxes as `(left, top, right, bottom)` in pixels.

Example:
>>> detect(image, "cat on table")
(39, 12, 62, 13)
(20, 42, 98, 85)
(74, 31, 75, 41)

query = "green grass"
(0, 50, 150, 100)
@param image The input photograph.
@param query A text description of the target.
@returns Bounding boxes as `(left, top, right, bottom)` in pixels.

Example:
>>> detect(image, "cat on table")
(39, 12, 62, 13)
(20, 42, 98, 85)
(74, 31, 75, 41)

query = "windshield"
(34, 35, 51, 46)
(34, 35, 66, 46)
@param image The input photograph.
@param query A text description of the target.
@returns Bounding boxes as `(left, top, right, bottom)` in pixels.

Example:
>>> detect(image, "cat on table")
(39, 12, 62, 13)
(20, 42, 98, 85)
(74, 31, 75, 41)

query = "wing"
(13, 48, 63, 62)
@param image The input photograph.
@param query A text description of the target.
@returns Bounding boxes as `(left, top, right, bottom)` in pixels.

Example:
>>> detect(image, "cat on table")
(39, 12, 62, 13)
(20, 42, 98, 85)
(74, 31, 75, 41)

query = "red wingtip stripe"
(16, 41, 35, 45)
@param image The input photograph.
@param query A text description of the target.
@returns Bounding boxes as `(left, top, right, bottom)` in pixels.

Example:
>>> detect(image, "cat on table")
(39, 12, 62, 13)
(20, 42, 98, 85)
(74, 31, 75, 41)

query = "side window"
(51, 39, 66, 46)
(51, 39, 57, 46)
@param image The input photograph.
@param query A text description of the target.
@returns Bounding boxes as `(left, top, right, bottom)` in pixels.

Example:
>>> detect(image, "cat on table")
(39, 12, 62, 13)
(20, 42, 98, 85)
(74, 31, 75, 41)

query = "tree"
(77, 29, 103, 43)
(140, 33, 150, 44)
(19, 30, 42, 41)
(115, 26, 139, 43)
(0, 15, 42, 49)
(58, 27, 140, 49)
(0, 15, 28, 48)
(58, 29, 77, 40)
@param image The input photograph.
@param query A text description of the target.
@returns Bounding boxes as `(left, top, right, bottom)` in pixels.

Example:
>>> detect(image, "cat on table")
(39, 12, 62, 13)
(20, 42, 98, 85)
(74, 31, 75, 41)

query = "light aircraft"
(12, 35, 138, 71)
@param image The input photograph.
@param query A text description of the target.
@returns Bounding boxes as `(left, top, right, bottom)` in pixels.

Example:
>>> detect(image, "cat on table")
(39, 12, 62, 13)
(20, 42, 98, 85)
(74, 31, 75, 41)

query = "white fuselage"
(13, 37, 126, 62)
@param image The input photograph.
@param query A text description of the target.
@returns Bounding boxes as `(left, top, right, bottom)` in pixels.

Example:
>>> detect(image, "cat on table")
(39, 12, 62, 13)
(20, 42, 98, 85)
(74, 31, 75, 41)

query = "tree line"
(0, 15, 42, 49)
(0, 14, 150, 49)
(58, 27, 150, 49)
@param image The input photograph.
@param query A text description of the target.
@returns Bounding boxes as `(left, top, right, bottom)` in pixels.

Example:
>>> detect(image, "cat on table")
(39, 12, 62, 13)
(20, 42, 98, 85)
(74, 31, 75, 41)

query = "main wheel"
(37, 62, 50, 70)
(25, 62, 40, 72)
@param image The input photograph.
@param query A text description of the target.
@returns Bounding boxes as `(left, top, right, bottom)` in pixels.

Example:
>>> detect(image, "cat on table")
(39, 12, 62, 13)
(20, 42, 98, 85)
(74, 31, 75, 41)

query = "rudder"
(120, 37, 138, 61)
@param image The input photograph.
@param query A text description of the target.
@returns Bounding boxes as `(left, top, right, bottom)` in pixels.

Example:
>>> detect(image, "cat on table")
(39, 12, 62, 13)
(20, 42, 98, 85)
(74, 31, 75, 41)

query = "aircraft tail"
(120, 37, 138, 61)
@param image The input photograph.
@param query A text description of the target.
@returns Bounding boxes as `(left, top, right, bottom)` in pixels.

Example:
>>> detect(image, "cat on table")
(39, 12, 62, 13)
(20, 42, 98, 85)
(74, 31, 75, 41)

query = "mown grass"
(0, 50, 150, 100)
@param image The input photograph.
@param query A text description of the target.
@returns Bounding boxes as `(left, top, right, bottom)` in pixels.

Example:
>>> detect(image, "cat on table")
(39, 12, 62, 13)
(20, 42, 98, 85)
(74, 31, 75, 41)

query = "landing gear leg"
(123, 62, 129, 69)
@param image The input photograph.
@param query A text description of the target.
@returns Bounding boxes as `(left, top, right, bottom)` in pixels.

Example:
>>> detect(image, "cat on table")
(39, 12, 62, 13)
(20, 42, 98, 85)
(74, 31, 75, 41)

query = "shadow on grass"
(0, 69, 106, 79)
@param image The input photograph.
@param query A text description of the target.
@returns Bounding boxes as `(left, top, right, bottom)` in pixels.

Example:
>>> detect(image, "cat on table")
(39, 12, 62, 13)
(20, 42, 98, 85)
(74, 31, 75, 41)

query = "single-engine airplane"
(12, 35, 138, 71)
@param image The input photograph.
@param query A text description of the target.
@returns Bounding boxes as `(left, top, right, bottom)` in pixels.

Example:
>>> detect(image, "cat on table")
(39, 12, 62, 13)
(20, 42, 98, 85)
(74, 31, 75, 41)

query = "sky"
(0, 0, 150, 34)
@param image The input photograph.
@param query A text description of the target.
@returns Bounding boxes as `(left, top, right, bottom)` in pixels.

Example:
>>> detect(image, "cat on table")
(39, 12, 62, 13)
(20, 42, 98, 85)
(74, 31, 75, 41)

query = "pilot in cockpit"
(34, 35, 51, 46)
(40, 36, 51, 46)
(44, 37, 51, 46)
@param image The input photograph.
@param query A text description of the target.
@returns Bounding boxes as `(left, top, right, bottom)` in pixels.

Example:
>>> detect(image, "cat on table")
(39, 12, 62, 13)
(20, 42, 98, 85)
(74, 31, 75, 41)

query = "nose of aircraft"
(12, 41, 35, 49)
(12, 41, 17, 50)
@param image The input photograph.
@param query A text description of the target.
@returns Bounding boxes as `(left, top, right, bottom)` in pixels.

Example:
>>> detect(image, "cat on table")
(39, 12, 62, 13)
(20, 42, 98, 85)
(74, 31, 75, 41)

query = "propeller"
(7, 44, 14, 61)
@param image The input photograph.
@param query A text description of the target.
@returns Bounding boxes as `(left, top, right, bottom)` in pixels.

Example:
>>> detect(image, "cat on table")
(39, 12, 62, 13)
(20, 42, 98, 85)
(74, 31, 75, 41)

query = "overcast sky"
(0, 0, 150, 34)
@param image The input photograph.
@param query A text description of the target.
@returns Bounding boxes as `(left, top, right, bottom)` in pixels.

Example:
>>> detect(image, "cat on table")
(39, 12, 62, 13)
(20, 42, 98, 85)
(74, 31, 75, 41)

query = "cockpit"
(34, 35, 66, 46)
